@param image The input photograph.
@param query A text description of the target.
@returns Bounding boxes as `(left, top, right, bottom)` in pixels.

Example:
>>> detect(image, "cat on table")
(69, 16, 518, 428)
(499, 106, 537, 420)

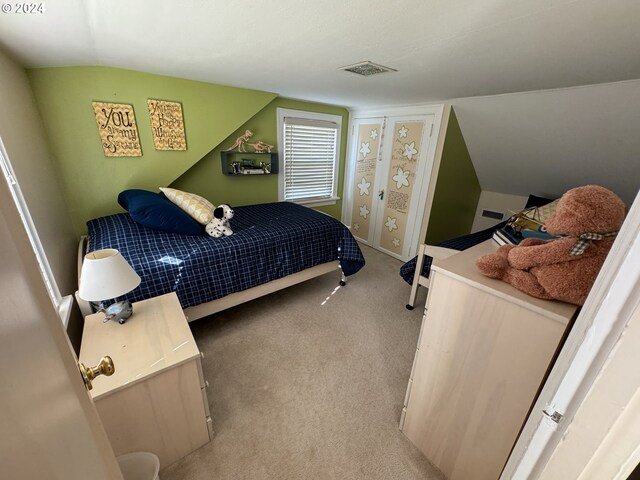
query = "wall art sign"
(91, 102, 142, 157)
(147, 99, 187, 151)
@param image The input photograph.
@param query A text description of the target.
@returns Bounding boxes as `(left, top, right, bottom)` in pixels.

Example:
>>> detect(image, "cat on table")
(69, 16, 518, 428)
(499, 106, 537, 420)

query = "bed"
(76, 201, 365, 322)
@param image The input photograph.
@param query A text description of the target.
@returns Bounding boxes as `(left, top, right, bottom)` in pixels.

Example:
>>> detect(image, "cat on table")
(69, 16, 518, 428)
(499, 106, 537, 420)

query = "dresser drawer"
(196, 352, 206, 388)
(95, 358, 210, 468)
(206, 416, 214, 440)
(201, 385, 211, 417)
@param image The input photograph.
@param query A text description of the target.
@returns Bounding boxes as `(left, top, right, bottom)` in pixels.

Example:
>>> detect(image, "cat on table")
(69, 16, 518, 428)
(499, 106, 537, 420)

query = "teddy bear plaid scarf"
(570, 232, 618, 255)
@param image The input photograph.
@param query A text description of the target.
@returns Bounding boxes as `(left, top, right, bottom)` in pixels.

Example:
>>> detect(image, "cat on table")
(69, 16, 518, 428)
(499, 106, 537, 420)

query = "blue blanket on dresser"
(399, 194, 556, 284)
(399, 224, 502, 284)
(87, 202, 365, 309)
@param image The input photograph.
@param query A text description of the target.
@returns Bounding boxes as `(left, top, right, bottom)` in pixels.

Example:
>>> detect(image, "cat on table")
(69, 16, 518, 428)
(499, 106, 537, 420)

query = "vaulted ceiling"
(1, 0, 639, 205)
(453, 80, 640, 206)
(1, 0, 639, 107)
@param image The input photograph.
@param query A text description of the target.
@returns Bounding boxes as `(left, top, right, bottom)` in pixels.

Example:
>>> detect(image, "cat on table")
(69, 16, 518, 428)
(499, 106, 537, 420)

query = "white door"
(347, 113, 437, 261)
(0, 173, 123, 479)
(502, 191, 640, 479)
(372, 115, 435, 261)
(348, 117, 385, 247)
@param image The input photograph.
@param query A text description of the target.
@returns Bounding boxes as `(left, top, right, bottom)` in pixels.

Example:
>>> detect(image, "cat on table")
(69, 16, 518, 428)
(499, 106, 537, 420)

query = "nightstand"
(80, 292, 213, 468)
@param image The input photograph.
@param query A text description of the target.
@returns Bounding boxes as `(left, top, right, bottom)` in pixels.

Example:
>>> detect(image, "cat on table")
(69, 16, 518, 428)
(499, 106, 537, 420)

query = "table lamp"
(78, 249, 141, 324)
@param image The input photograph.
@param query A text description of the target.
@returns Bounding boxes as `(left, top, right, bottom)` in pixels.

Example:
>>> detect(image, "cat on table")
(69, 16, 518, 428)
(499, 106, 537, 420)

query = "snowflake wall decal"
(385, 216, 398, 231)
(392, 238, 400, 247)
(398, 126, 408, 138)
(370, 129, 378, 140)
(359, 142, 371, 158)
(359, 204, 370, 219)
(392, 168, 410, 189)
(402, 141, 418, 160)
(353, 223, 360, 231)
(357, 177, 371, 196)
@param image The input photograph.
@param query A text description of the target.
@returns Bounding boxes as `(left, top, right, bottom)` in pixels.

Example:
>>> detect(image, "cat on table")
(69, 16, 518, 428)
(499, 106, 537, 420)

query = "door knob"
(79, 356, 115, 390)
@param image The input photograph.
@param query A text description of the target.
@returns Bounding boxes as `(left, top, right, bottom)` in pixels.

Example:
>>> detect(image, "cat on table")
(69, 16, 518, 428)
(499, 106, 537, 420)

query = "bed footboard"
(183, 261, 342, 322)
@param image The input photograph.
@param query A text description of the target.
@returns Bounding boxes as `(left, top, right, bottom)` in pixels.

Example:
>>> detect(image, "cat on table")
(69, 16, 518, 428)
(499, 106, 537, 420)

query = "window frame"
(0, 136, 72, 326)
(276, 108, 342, 207)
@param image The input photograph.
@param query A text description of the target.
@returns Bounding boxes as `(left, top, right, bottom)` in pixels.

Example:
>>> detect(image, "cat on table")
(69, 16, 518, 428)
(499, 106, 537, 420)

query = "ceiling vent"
(340, 61, 397, 76)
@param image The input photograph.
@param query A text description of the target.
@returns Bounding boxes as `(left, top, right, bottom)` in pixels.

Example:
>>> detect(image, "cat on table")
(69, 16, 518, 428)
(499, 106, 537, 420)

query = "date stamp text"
(1, 3, 45, 13)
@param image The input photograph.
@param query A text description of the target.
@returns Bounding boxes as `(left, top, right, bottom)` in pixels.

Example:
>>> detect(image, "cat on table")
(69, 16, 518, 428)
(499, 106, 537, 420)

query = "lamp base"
(102, 301, 134, 324)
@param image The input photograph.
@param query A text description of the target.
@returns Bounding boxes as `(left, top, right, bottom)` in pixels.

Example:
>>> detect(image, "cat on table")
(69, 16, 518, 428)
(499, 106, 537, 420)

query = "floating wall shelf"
(220, 151, 279, 176)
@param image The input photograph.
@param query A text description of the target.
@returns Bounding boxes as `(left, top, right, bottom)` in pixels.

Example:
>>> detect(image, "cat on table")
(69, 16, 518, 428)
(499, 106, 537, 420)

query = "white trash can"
(117, 452, 160, 480)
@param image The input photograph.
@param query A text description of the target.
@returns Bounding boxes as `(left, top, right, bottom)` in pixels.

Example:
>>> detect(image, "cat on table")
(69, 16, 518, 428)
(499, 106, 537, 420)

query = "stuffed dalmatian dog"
(205, 204, 234, 238)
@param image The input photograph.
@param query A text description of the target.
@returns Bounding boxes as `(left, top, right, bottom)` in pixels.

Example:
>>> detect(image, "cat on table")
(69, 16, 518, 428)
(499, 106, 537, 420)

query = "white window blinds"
(282, 116, 338, 202)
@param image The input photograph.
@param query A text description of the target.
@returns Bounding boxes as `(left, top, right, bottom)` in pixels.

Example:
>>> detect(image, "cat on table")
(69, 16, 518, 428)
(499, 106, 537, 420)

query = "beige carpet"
(160, 244, 444, 480)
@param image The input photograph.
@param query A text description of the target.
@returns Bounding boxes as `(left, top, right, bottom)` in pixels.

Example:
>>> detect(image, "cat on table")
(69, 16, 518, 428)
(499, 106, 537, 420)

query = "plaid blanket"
(87, 202, 365, 308)
(399, 223, 503, 284)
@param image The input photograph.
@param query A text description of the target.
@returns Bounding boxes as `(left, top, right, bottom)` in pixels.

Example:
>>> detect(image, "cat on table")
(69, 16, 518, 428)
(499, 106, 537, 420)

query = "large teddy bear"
(205, 204, 234, 238)
(476, 185, 625, 306)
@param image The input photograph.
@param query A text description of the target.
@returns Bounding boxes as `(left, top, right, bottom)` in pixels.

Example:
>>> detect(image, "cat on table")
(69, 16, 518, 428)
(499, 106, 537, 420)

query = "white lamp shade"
(79, 249, 141, 301)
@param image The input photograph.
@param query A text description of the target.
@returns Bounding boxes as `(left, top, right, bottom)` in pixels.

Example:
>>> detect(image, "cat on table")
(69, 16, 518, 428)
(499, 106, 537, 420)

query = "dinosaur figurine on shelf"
(226, 130, 253, 152)
(247, 140, 274, 153)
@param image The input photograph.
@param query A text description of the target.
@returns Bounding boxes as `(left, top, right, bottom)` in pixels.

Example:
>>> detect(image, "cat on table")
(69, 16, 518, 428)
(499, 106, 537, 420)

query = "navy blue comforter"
(399, 223, 503, 284)
(87, 202, 365, 308)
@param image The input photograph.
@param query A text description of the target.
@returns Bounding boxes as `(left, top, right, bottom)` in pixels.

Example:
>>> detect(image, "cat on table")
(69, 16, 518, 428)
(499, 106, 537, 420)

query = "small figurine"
(205, 204, 234, 238)
(260, 161, 271, 173)
(226, 130, 253, 152)
(247, 140, 274, 153)
(99, 301, 133, 324)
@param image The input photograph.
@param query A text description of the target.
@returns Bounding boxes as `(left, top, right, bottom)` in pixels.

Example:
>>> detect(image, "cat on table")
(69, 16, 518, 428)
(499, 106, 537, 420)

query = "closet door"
(348, 118, 385, 245)
(372, 115, 435, 261)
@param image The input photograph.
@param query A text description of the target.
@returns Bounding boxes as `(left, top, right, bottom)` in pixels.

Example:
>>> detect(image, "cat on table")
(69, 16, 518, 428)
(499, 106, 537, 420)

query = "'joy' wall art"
(91, 102, 143, 157)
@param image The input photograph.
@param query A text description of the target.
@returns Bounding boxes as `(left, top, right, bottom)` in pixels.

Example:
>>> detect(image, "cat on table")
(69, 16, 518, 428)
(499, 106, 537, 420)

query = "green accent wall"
(425, 108, 481, 244)
(27, 66, 277, 234)
(172, 97, 349, 219)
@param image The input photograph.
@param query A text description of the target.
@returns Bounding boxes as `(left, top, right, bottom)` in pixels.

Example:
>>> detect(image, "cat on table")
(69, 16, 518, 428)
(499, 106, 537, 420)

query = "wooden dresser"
(400, 241, 577, 480)
(80, 293, 213, 468)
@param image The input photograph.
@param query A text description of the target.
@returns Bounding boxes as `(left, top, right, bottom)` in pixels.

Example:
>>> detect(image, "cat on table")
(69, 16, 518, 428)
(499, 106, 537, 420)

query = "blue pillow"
(117, 189, 204, 235)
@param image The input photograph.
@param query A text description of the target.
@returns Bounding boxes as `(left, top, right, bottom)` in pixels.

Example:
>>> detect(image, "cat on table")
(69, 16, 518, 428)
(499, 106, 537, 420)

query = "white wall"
(0, 48, 77, 296)
(471, 190, 528, 232)
(453, 80, 640, 207)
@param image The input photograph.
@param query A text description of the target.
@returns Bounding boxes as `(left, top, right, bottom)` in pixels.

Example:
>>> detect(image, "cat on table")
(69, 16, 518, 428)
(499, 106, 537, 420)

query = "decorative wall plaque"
(91, 102, 142, 157)
(147, 99, 187, 151)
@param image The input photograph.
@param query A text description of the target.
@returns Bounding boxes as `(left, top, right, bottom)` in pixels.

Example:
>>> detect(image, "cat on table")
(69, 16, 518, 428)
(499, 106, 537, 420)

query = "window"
(277, 108, 342, 206)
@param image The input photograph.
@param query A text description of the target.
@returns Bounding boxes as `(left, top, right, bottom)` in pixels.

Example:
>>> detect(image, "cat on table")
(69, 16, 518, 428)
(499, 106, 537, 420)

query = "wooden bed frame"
(405, 244, 458, 311)
(75, 236, 346, 322)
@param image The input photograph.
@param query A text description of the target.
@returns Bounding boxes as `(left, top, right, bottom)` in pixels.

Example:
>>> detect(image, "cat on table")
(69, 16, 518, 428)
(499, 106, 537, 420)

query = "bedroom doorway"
(0, 159, 123, 479)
